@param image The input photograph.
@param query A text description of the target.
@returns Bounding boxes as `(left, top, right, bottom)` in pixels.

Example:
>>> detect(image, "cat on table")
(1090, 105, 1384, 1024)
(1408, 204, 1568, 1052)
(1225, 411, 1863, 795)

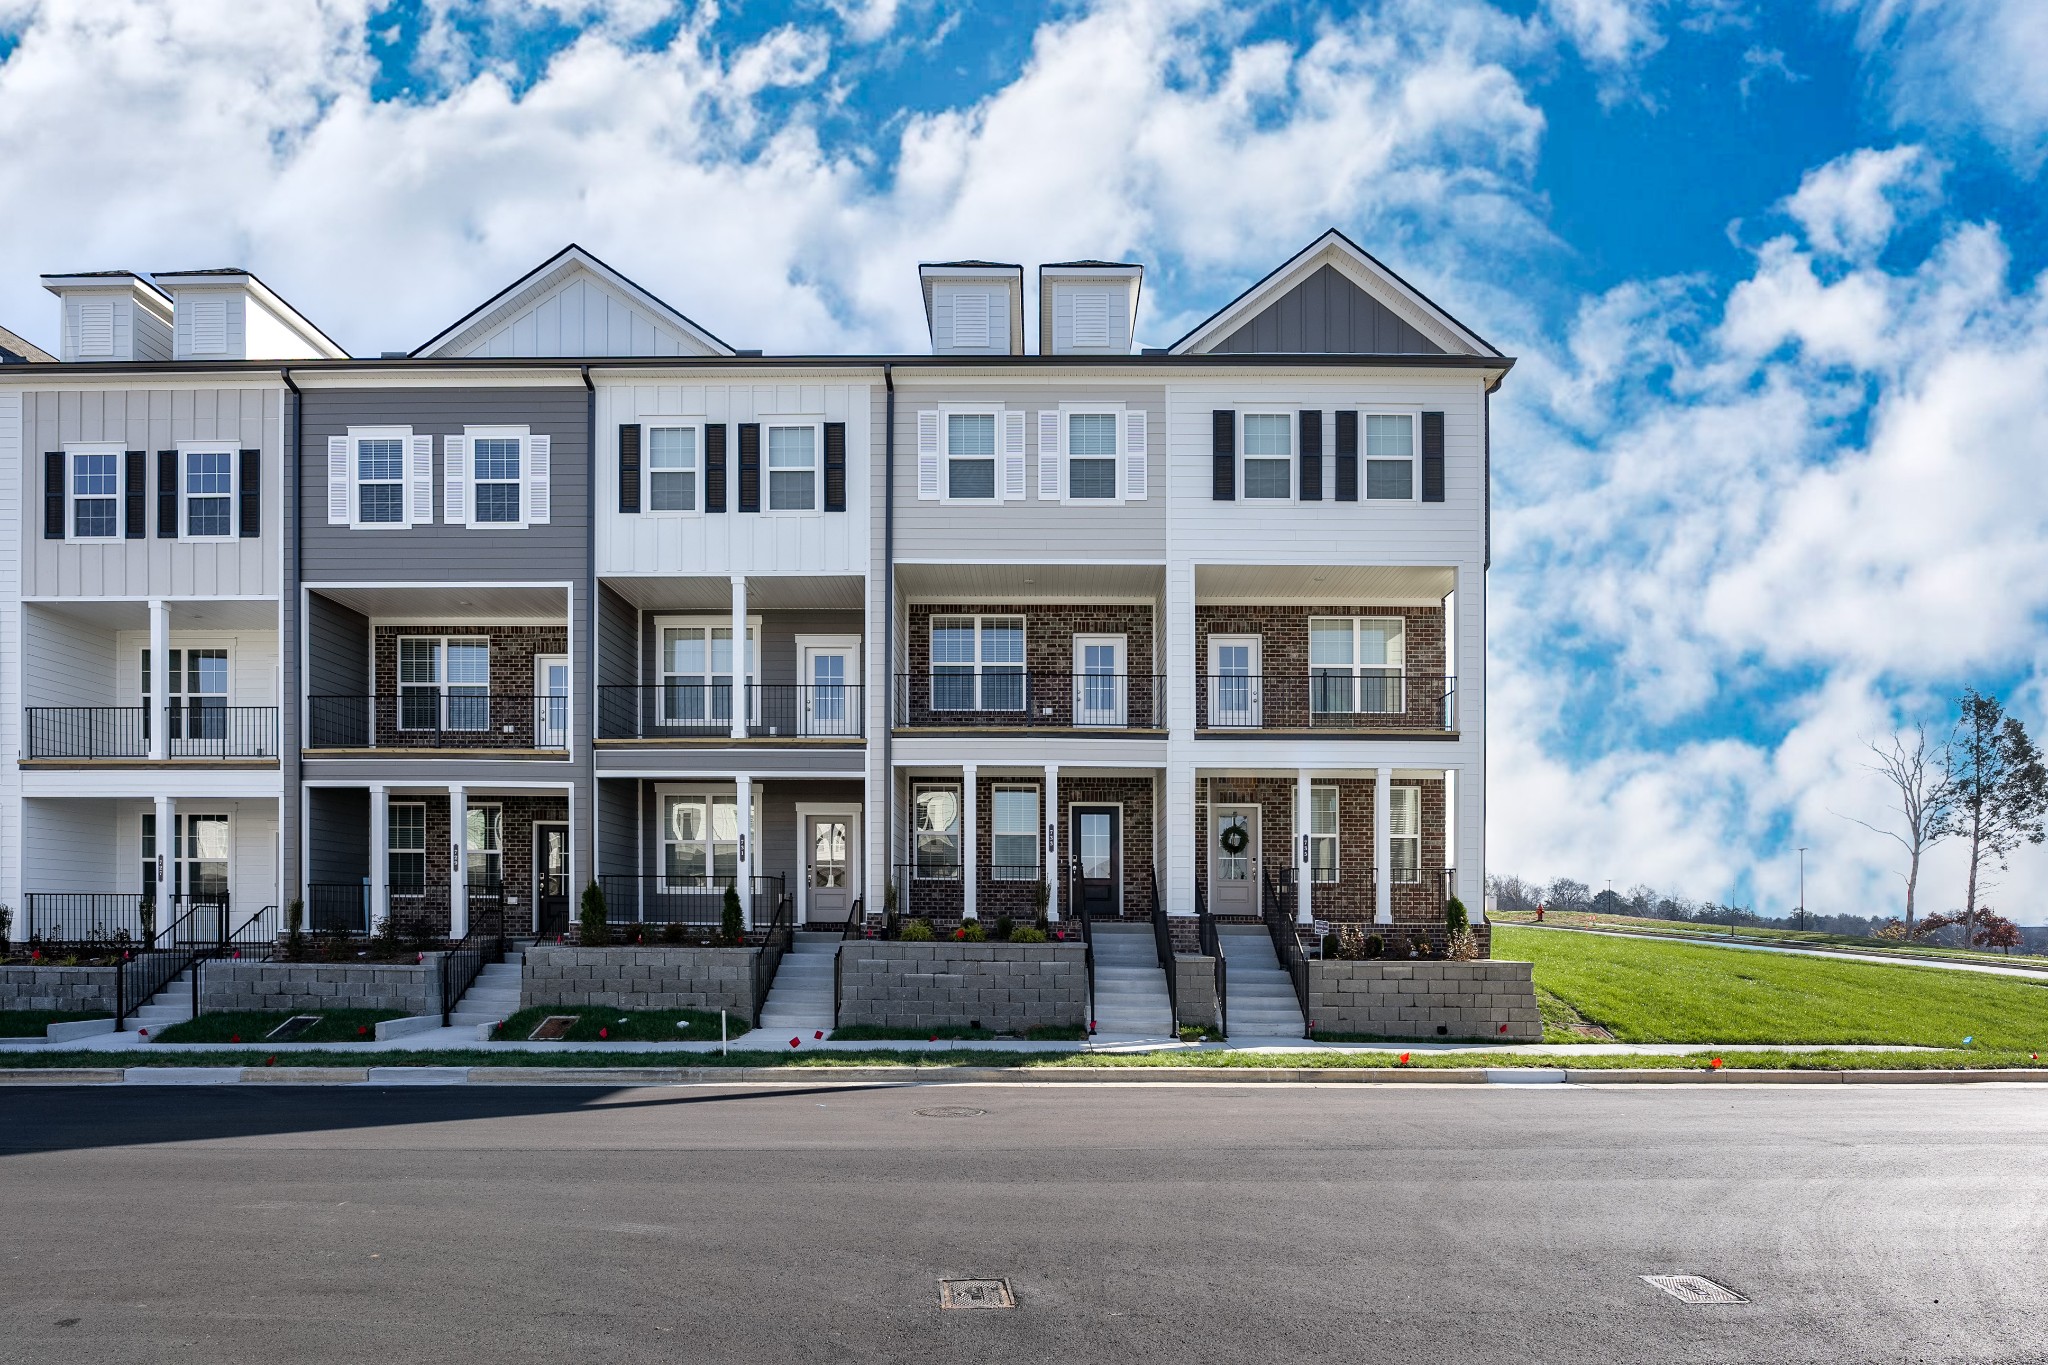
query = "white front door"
(1210, 804, 1260, 915)
(1072, 635, 1127, 727)
(1208, 636, 1262, 727)
(534, 655, 569, 748)
(805, 814, 857, 923)
(800, 642, 859, 737)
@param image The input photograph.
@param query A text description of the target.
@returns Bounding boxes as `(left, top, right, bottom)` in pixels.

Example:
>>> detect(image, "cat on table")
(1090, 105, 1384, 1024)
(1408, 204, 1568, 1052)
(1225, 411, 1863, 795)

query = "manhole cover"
(528, 1015, 579, 1041)
(939, 1278, 1014, 1309)
(915, 1106, 987, 1118)
(1641, 1275, 1748, 1304)
(265, 1014, 322, 1041)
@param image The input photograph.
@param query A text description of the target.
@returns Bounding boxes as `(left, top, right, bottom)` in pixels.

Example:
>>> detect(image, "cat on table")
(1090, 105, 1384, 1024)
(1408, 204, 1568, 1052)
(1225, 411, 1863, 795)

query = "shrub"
(0, 902, 10, 951)
(1363, 934, 1384, 960)
(661, 921, 686, 945)
(994, 914, 1014, 941)
(579, 881, 610, 947)
(1446, 928, 1479, 961)
(372, 908, 405, 960)
(1445, 896, 1469, 936)
(1010, 926, 1048, 943)
(899, 917, 935, 942)
(720, 884, 743, 946)
(285, 899, 305, 962)
(956, 919, 987, 942)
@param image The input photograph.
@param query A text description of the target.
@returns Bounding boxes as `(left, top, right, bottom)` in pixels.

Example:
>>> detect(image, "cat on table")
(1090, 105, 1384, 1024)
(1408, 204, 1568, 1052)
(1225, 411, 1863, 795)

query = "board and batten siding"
(891, 381, 1167, 560)
(22, 387, 283, 597)
(594, 380, 872, 577)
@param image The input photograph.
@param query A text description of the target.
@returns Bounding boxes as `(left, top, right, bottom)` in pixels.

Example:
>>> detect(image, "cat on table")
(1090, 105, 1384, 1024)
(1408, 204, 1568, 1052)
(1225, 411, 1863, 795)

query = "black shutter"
(1298, 410, 1323, 502)
(1211, 409, 1235, 501)
(617, 423, 641, 513)
(238, 449, 261, 537)
(737, 422, 760, 513)
(43, 451, 64, 539)
(823, 421, 846, 512)
(1334, 410, 1358, 501)
(124, 450, 146, 538)
(704, 423, 727, 512)
(156, 450, 178, 538)
(1421, 410, 1445, 503)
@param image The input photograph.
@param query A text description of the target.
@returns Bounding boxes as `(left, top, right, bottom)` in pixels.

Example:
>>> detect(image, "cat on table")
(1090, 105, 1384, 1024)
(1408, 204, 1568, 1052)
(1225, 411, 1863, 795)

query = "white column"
(1455, 765, 1485, 923)
(369, 784, 390, 934)
(734, 773, 753, 929)
(449, 785, 469, 938)
(147, 599, 170, 761)
(1163, 563, 1196, 915)
(152, 794, 175, 933)
(1296, 768, 1313, 926)
(1373, 767, 1392, 926)
(961, 763, 978, 920)
(730, 574, 748, 741)
(1044, 763, 1060, 923)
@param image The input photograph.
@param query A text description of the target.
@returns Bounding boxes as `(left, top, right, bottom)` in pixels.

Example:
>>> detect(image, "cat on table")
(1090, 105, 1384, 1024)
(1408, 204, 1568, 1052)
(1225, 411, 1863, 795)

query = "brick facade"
(393, 794, 570, 936)
(370, 626, 570, 748)
(1195, 604, 1447, 730)
(903, 603, 1160, 727)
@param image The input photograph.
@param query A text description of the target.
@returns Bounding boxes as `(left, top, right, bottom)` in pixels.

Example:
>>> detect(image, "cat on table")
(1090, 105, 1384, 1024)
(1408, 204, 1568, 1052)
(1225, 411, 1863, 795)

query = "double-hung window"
(1389, 786, 1421, 882)
(647, 425, 698, 511)
(471, 435, 522, 524)
(1067, 412, 1119, 501)
(767, 423, 817, 511)
(946, 412, 997, 500)
(183, 447, 235, 538)
(388, 802, 426, 889)
(913, 783, 961, 878)
(466, 804, 503, 888)
(992, 786, 1039, 881)
(398, 637, 490, 733)
(1309, 786, 1339, 883)
(931, 615, 1024, 712)
(1242, 413, 1292, 499)
(356, 435, 407, 525)
(661, 792, 744, 889)
(1365, 413, 1417, 500)
(657, 619, 756, 729)
(71, 448, 120, 538)
(1309, 618, 1405, 715)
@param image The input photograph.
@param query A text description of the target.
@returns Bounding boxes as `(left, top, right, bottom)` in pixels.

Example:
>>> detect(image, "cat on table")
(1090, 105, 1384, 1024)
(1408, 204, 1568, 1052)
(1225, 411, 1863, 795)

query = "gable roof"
(412, 244, 734, 359)
(1169, 229, 1501, 358)
(150, 268, 350, 359)
(0, 322, 55, 363)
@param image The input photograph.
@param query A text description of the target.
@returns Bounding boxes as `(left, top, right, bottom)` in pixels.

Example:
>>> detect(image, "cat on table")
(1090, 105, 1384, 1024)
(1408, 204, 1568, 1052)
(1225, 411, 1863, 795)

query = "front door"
(1074, 807, 1120, 919)
(806, 815, 855, 924)
(534, 823, 569, 936)
(800, 642, 859, 737)
(534, 656, 569, 748)
(1208, 636, 1262, 727)
(1211, 804, 1259, 915)
(1072, 636, 1127, 728)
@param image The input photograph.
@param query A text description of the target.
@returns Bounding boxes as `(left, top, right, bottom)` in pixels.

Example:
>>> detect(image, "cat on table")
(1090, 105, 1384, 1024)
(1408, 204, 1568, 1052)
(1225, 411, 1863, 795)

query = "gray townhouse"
(0, 231, 1513, 1041)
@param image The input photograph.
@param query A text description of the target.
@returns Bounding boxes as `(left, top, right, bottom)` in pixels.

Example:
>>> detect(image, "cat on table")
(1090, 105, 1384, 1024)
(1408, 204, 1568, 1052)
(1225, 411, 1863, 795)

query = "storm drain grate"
(1641, 1275, 1748, 1304)
(915, 1106, 987, 1118)
(528, 1015, 579, 1041)
(265, 1015, 322, 1041)
(939, 1279, 1015, 1310)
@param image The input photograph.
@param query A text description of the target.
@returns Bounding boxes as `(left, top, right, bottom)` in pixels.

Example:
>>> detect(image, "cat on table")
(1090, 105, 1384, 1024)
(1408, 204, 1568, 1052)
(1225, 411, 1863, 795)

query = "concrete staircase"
(1087, 922, 1174, 1039)
(1215, 923, 1306, 1039)
(756, 932, 839, 1037)
(449, 946, 525, 1032)
(132, 966, 198, 1035)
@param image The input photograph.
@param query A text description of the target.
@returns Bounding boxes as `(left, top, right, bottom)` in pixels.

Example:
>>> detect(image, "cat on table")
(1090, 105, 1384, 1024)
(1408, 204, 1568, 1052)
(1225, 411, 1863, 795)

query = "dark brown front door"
(1074, 807, 1120, 919)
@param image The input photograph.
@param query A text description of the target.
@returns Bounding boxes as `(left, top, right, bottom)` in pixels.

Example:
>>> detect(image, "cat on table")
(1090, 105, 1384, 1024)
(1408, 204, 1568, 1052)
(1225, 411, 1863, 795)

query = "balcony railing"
(21, 890, 232, 946)
(596, 684, 864, 740)
(894, 672, 1163, 729)
(306, 881, 506, 937)
(24, 705, 280, 760)
(1196, 673, 1455, 731)
(595, 874, 787, 928)
(306, 694, 569, 750)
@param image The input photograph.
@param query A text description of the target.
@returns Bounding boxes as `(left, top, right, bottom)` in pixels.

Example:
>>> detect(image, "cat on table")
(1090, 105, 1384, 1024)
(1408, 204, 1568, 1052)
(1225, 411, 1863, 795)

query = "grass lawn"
(0, 1010, 104, 1038)
(827, 1023, 1090, 1042)
(1491, 910, 2046, 970)
(494, 1006, 737, 1043)
(153, 1009, 406, 1045)
(1498, 925, 2048, 1050)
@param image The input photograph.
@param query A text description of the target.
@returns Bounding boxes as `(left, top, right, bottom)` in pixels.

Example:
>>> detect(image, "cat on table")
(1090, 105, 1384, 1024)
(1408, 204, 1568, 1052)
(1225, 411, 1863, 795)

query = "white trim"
(176, 441, 240, 541)
(345, 426, 413, 531)
(761, 417, 825, 516)
(1238, 410, 1296, 502)
(793, 802, 861, 925)
(937, 405, 1008, 505)
(462, 424, 531, 530)
(638, 417, 706, 517)
(1056, 401, 1126, 506)
(63, 442, 125, 540)
(1359, 407, 1423, 503)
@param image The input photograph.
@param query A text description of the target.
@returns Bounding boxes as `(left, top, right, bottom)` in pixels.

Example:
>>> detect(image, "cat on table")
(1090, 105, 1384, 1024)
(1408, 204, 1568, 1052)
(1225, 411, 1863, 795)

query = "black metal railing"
(1197, 878, 1227, 1039)
(1078, 888, 1096, 1035)
(752, 895, 794, 1027)
(1195, 673, 1456, 731)
(1261, 869, 1310, 1031)
(306, 694, 569, 750)
(23, 704, 280, 759)
(307, 882, 372, 935)
(1148, 863, 1177, 1026)
(597, 683, 864, 740)
(894, 672, 1164, 730)
(831, 896, 865, 1027)
(306, 881, 502, 939)
(440, 916, 509, 1027)
(594, 874, 786, 929)
(22, 890, 231, 947)
(186, 906, 284, 1017)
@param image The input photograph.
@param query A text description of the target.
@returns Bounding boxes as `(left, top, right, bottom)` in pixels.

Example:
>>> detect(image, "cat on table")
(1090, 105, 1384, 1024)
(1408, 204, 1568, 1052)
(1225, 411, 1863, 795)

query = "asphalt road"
(2, 1081, 2045, 1364)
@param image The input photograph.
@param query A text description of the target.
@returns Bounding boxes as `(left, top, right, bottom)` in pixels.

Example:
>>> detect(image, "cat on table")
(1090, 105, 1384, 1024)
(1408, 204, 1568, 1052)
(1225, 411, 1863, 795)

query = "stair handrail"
(439, 913, 509, 1028)
(1196, 878, 1227, 1040)
(833, 896, 864, 1029)
(115, 902, 211, 1031)
(1147, 864, 1178, 1030)
(1260, 869, 1311, 1033)
(751, 894, 794, 1029)
(1068, 861, 1095, 1036)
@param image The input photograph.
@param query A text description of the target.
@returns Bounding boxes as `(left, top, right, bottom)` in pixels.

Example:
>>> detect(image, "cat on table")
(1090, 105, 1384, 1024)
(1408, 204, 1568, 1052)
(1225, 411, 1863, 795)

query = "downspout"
(882, 363, 895, 915)
(281, 366, 302, 907)
(581, 364, 596, 902)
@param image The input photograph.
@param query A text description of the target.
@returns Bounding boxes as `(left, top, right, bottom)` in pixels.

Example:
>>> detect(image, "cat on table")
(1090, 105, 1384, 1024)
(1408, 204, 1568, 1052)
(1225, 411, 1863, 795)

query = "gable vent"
(952, 293, 991, 348)
(1072, 292, 1110, 347)
(77, 302, 114, 357)
(189, 298, 227, 353)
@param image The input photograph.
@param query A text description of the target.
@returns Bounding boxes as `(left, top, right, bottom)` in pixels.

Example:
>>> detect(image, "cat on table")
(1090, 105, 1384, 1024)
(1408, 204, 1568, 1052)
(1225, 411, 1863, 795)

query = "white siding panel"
(22, 798, 122, 893)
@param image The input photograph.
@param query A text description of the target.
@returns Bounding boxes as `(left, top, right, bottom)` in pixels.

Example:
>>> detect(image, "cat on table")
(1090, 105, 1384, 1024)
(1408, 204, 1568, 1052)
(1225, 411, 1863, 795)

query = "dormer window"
(951, 293, 991, 348)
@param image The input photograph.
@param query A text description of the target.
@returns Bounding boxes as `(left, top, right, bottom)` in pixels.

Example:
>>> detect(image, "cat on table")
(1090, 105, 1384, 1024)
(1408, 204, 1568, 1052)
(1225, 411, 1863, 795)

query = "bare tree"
(1932, 690, 2048, 948)
(1837, 726, 1951, 934)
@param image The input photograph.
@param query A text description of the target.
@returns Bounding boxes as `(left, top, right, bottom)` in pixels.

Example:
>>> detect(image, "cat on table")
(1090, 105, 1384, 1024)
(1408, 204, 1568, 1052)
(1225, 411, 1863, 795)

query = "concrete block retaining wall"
(1173, 955, 1219, 1032)
(522, 945, 759, 1016)
(836, 942, 1086, 1033)
(0, 966, 118, 1014)
(1307, 960, 1540, 1041)
(198, 959, 446, 1016)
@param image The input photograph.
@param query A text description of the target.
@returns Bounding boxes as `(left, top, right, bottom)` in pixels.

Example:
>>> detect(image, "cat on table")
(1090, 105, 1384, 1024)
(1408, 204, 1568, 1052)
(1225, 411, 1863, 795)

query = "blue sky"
(2, 0, 2046, 918)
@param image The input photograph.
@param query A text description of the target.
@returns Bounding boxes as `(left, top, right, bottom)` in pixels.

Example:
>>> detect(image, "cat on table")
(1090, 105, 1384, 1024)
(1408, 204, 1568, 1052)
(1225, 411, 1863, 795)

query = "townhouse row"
(0, 234, 1509, 953)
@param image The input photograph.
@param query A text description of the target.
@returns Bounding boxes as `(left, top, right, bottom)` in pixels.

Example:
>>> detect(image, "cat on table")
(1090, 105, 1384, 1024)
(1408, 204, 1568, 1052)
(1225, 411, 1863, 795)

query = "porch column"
(1453, 765, 1484, 923)
(735, 773, 753, 929)
(730, 574, 748, 741)
(1295, 768, 1313, 926)
(152, 794, 175, 932)
(961, 763, 978, 920)
(1373, 767, 1392, 926)
(147, 599, 170, 761)
(1044, 763, 1060, 923)
(369, 785, 390, 934)
(449, 784, 469, 938)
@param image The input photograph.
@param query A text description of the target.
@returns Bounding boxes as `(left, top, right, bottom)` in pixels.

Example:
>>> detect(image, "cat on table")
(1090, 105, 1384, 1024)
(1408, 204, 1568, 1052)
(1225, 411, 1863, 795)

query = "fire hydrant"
(1535, 904, 1546, 923)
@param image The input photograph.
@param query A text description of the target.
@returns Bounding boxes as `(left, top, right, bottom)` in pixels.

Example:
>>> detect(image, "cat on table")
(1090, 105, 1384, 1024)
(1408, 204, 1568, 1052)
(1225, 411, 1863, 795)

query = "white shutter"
(916, 410, 941, 500)
(327, 436, 351, 525)
(408, 434, 434, 526)
(1123, 409, 1148, 499)
(526, 433, 551, 524)
(1037, 410, 1061, 498)
(1001, 409, 1027, 501)
(442, 436, 467, 525)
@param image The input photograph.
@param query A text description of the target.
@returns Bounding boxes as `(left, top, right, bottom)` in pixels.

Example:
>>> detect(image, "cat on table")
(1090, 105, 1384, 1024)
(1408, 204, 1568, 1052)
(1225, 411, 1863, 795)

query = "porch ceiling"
(600, 574, 865, 612)
(895, 562, 1164, 602)
(309, 585, 568, 620)
(27, 598, 278, 630)
(1194, 564, 1455, 605)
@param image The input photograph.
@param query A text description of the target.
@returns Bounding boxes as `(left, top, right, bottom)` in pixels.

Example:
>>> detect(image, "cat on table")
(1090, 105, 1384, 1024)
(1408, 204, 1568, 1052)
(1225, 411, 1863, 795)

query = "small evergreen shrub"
(579, 881, 610, 947)
(899, 917, 935, 942)
(1010, 925, 1048, 943)
(994, 914, 1014, 941)
(285, 899, 305, 962)
(720, 884, 743, 946)
(1363, 934, 1384, 960)
(1445, 896, 1469, 936)
(955, 919, 987, 942)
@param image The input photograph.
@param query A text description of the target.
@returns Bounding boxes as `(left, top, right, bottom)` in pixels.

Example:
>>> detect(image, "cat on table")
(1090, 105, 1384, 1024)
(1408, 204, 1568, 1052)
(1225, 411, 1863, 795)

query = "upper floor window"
(657, 618, 757, 728)
(71, 449, 120, 538)
(452, 426, 547, 529)
(648, 425, 697, 511)
(356, 436, 407, 525)
(1242, 413, 1292, 499)
(184, 448, 235, 538)
(931, 615, 1024, 711)
(1365, 413, 1416, 500)
(399, 636, 490, 732)
(946, 412, 997, 500)
(767, 424, 817, 511)
(1067, 413, 1118, 500)
(471, 437, 522, 524)
(1310, 617, 1405, 715)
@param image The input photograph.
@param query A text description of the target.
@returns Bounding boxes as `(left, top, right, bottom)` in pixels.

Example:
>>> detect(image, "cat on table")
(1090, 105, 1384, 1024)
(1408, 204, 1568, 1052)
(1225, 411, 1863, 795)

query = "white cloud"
(1544, 0, 1664, 67)
(823, 0, 902, 44)
(1780, 144, 1941, 258)
(1829, 0, 2048, 170)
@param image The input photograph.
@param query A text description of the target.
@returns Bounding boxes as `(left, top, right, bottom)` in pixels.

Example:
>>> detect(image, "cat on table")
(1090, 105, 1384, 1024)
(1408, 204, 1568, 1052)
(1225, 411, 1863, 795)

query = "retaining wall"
(0, 966, 118, 1015)
(522, 945, 759, 1015)
(1306, 959, 1540, 1041)
(835, 942, 1087, 1033)
(1173, 955, 1219, 1032)
(197, 959, 446, 1016)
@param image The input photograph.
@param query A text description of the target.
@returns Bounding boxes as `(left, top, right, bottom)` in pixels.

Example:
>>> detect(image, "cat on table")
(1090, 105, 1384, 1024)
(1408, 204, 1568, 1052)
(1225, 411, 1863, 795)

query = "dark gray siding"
(1214, 265, 1445, 354)
(597, 584, 635, 689)
(306, 591, 370, 697)
(597, 777, 636, 878)
(306, 787, 370, 884)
